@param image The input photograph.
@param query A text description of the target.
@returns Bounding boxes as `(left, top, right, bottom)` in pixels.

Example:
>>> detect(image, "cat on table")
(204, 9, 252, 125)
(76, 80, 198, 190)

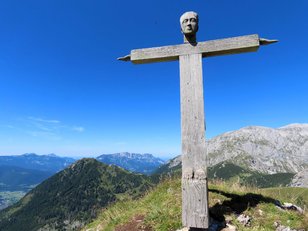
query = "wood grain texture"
(123, 32, 267, 229)
(131, 34, 259, 64)
(182, 180, 209, 229)
(180, 53, 208, 228)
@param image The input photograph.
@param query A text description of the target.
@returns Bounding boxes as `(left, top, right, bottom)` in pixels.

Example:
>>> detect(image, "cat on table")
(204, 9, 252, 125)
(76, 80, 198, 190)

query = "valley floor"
(0, 191, 25, 210)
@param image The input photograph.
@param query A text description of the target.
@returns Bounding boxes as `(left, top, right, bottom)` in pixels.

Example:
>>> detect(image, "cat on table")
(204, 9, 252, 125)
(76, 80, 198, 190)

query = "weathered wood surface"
(182, 180, 208, 229)
(118, 26, 277, 229)
(131, 34, 260, 64)
(180, 53, 208, 228)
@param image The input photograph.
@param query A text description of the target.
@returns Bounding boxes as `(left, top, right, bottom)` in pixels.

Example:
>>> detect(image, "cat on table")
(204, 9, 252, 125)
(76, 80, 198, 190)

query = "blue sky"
(0, 1, 307, 158)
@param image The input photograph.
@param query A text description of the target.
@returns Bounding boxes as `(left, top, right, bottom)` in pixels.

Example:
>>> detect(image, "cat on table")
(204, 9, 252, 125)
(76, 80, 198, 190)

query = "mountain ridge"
(0, 153, 76, 173)
(0, 158, 152, 230)
(159, 124, 308, 186)
(208, 123, 308, 174)
(96, 152, 165, 175)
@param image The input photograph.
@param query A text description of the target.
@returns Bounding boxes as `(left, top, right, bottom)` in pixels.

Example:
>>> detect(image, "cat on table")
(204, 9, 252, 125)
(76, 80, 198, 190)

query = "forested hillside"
(0, 158, 152, 231)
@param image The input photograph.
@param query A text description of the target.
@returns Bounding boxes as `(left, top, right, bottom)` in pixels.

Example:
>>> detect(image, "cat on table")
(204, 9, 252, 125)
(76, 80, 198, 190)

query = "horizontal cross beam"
(118, 34, 277, 64)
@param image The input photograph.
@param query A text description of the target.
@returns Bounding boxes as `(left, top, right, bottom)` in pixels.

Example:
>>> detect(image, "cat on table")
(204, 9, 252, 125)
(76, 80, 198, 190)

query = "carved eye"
(183, 19, 188, 23)
(190, 18, 196, 23)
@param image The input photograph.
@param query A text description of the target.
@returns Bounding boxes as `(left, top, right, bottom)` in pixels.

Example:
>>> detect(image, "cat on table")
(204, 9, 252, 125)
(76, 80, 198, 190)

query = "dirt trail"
(115, 215, 152, 231)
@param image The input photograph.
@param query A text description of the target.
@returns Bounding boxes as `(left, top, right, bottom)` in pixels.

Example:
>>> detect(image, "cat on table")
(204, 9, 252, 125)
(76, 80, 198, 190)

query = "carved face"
(180, 12, 198, 35)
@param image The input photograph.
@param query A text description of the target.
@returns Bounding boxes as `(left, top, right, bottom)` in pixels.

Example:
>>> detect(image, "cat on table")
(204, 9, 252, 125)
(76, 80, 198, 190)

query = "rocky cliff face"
(166, 124, 308, 176)
(207, 124, 308, 174)
(289, 169, 308, 187)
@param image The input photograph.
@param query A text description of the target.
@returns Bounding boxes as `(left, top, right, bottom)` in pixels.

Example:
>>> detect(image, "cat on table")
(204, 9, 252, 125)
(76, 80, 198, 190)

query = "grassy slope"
(84, 178, 308, 231)
(84, 178, 182, 231)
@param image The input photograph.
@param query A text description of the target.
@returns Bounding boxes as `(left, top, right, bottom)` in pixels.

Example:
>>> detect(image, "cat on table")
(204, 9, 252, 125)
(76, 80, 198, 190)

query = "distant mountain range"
(0, 153, 77, 210)
(0, 123, 306, 213)
(156, 124, 308, 187)
(96, 152, 165, 175)
(0, 153, 75, 173)
(0, 124, 307, 230)
(0, 152, 165, 210)
(0, 152, 164, 190)
(0, 158, 152, 230)
(0, 152, 165, 176)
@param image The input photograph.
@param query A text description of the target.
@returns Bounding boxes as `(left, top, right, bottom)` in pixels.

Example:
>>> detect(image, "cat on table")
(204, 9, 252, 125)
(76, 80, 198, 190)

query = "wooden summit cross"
(118, 11, 277, 230)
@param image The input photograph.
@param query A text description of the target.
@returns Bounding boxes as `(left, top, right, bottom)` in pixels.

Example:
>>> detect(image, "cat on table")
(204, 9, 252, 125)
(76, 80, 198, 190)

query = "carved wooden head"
(180, 11, 199, 36)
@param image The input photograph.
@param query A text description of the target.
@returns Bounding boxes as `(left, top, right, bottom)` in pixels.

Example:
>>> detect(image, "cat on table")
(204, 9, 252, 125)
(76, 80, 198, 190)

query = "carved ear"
(180, 22, 184, 31)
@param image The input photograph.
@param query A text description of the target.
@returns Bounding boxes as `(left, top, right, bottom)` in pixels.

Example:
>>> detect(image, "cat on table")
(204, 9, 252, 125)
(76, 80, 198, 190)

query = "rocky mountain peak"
(167, 124, 307, 178)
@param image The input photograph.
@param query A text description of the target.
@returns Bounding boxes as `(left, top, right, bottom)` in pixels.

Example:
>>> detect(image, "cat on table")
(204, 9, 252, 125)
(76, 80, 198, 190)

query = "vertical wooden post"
(118, 27, 276, 229)
(180, 53, 208, 229)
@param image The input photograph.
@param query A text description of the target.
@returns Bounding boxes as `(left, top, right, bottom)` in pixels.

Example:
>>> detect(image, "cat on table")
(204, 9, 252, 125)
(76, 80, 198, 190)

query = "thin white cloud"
(28, 117, 60, 124)
(24, 116, 85, 138)
(72, 126, 85, 132)
(27, 131, 61, 140)
(33, 123, 54, 132)
(27, 117, 59, 132)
